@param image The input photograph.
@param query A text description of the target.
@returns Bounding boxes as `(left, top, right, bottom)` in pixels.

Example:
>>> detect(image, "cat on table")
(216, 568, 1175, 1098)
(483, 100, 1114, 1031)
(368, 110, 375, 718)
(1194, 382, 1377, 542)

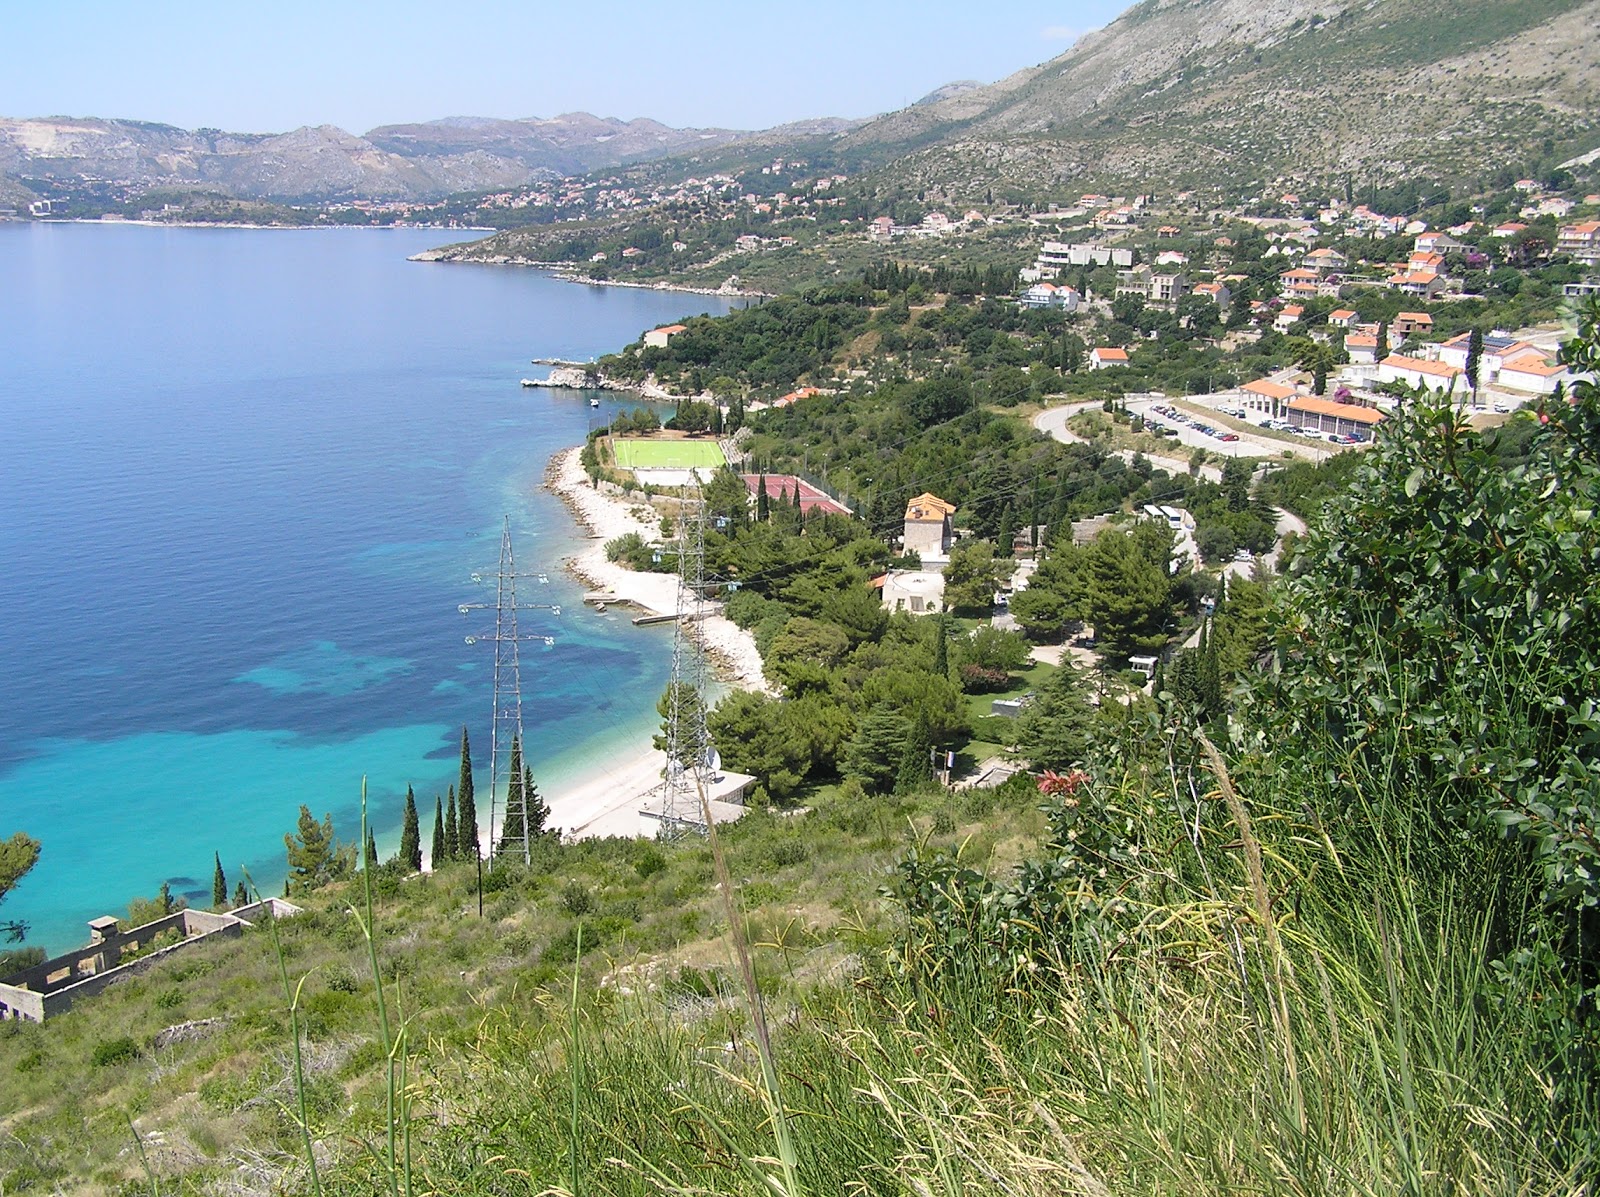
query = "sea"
(0, 222, 737, 954)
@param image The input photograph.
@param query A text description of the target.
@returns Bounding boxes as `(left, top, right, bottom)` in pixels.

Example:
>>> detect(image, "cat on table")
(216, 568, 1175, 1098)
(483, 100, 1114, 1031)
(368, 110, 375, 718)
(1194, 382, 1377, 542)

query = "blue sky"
(3, 1, 1128, 133)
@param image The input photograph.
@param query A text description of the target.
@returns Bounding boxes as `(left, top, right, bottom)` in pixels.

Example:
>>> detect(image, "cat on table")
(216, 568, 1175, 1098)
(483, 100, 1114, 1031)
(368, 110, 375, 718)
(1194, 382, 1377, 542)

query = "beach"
(535, 444, 772, 841)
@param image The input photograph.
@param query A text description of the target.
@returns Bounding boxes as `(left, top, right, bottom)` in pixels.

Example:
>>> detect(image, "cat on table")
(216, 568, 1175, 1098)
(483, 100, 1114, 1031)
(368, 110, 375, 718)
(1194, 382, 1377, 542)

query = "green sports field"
(610, 438, 727, 469)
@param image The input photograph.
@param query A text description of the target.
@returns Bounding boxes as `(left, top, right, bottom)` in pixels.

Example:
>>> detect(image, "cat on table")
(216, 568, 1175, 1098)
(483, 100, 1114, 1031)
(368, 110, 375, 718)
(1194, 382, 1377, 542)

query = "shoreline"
(410, 250, 769, 298)
(543, 445, 772, 696)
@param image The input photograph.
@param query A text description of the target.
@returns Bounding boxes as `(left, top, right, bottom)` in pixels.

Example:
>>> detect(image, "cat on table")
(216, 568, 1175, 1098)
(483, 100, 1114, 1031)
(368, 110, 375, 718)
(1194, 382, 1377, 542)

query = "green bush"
(90, 1037, 140, 1068)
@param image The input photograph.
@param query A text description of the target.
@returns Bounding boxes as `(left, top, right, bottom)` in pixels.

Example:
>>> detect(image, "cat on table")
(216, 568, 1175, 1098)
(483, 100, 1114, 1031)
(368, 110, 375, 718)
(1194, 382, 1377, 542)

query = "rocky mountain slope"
(835, 0, 1600, 194)
(0, 111, 852, 203)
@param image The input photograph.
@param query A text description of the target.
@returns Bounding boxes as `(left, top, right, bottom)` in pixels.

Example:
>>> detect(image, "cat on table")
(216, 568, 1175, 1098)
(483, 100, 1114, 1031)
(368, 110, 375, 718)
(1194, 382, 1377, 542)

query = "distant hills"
(833, 0, 1600, 195)
(6, 0, 1598, 211)
(0, 111, 860, 203)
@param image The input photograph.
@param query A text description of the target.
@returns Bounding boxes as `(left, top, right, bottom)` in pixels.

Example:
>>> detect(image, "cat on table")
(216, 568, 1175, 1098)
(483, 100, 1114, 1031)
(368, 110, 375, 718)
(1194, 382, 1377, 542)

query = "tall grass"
(355, 742, 1592, 1195)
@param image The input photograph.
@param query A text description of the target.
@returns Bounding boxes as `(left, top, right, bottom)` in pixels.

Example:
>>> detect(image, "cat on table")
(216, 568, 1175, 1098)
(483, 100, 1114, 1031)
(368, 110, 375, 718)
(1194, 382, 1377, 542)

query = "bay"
(0, 222, 735, 952)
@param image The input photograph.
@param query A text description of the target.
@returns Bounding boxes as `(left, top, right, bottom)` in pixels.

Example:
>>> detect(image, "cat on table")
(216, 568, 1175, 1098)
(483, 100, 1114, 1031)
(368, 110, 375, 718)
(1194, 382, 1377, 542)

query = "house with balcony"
(1558, 221, 1600, 266)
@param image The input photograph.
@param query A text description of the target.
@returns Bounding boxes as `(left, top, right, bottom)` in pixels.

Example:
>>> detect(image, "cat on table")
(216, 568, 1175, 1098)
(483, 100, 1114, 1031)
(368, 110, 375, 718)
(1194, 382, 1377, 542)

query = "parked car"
(1220, 432, 1240, 442)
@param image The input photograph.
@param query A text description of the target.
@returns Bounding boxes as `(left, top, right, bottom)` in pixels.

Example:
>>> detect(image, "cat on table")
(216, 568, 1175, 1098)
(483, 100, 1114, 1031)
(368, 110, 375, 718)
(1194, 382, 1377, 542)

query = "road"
(1032, 401, 1225, 482)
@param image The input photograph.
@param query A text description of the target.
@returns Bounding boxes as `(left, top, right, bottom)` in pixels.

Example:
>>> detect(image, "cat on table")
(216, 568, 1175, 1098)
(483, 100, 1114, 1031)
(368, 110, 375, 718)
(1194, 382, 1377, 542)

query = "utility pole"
(459, 517, 559, 870)
(655, 486, 713, 834)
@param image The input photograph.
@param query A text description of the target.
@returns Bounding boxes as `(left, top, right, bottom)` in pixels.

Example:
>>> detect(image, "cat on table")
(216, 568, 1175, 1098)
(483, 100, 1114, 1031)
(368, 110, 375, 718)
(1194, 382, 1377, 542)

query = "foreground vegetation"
(4, 307, 1598, 1195)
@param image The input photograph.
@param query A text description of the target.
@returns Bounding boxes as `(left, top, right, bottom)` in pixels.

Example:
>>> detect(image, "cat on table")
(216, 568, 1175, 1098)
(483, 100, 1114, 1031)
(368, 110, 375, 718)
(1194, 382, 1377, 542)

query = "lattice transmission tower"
(460, 516, 559, 866)
(655, 486, 714, 833)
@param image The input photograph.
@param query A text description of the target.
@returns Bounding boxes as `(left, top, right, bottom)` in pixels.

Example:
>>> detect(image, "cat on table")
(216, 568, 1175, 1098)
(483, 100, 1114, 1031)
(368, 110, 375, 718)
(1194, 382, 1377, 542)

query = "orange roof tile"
(1382, 354, 1460, 378)
(1287, 396, 1386, 424)
(1243, 379, 1298, 400)
(905, 492, 956, 520)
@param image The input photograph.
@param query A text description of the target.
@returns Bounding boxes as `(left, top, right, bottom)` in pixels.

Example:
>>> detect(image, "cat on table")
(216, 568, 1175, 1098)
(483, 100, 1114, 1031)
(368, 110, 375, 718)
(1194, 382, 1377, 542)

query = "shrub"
(91, 1037, 140, 1068)
(560, 882, 594, 917)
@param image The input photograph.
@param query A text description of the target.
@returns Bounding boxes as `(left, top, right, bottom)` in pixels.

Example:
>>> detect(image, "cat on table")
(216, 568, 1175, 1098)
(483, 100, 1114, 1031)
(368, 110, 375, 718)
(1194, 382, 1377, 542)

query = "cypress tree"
(212, 852, 227, 910)
(932, 613, 949, 678)
(757, 472, 770, 521)
(996, 504, 1016, 558)
(444, 786, 459, 861)
(365, 827, 378, 869)
(1376, 320, 1390, 361)
(1465, 327, 1484, 398)
(456, 727, 478, 861)
(431, 795, 445, 867)
(1197, 624, 1224, 719)
(232, 880, 247, 908)
(500, 734, 526, 856)
(399, 785, 421, 872)
(1030, 474, 1043, 549)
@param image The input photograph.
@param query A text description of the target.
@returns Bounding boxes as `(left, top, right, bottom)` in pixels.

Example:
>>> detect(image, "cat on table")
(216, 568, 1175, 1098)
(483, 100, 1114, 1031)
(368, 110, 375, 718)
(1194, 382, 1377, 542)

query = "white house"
(643, 324, 687, 348)
(1344, 332, 1379, 365)
(880, 570, 945, 615)
(1497, 351, 1570, 395)
(1379, 354, 1465, 396)
(1020, 283, 1080, 311)
(903, 493, 956, 560)
(1089, 346, 1130, 370)
(1558, 221, 1600, 265)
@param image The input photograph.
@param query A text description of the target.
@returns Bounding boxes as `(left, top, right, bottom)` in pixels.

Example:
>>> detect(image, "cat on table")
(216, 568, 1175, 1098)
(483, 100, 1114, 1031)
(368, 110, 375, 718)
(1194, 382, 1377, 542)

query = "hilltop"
(836, 0, 1600, 196)
(0, 111, 857, 206)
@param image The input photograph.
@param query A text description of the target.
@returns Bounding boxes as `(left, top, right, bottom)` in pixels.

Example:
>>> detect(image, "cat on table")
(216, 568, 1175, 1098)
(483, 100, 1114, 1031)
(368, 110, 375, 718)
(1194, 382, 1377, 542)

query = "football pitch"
(611, 438, 727, 469)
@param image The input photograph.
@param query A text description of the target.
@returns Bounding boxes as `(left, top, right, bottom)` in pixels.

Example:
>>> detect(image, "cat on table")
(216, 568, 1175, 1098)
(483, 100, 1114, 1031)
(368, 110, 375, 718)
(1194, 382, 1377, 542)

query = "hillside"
(825, 0, 1600, 195)
(0, 112, 852, 204)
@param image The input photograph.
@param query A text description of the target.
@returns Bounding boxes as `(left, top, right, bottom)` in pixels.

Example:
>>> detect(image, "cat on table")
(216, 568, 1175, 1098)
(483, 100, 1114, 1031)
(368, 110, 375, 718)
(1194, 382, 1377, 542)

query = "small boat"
(589, 397, 600, 407)
(520, 378, 538, 387)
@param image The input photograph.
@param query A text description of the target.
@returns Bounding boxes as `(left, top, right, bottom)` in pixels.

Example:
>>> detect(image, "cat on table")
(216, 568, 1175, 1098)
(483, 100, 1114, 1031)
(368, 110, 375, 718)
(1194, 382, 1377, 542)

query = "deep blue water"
(0, 223, 733, 952)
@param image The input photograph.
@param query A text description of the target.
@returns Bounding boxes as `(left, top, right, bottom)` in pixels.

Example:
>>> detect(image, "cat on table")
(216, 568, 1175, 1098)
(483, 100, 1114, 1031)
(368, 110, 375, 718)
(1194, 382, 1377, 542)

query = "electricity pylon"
(655, 485, 714, 833)
(460, 516, 558, 866)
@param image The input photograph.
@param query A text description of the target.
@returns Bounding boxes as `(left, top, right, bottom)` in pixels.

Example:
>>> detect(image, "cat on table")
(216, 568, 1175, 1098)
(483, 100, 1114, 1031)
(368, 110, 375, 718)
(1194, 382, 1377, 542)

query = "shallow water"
(0, 222, 733, 951)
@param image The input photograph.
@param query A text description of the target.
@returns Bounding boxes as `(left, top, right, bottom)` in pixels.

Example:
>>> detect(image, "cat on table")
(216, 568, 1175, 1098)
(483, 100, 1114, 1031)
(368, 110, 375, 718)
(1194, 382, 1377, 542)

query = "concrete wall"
(0, 904, 294, 1023)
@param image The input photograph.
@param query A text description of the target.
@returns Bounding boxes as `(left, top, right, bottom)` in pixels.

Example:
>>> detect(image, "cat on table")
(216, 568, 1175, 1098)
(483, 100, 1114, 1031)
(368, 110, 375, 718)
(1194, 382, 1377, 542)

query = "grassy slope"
(0, 784, 1045, 1193)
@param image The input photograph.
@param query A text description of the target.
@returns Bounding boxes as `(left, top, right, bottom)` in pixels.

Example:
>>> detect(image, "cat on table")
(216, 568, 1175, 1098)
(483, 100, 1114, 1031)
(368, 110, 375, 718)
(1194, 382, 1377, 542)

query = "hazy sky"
(4, 1, 1128, 133)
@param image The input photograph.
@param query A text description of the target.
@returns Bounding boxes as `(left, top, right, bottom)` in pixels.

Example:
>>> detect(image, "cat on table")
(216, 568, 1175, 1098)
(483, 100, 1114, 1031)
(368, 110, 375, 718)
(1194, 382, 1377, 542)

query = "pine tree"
(523, 765, 550, 840)
(443, 786, 459, 861)
(399, 785, 421, 872)
(431, 795, 445, 867)
(456, 727, 478, 861)
(212, 852, 227, 910)
(232, 880, 247, 908)
(284, 805, 345, 896)
(500, 734, 526, 856)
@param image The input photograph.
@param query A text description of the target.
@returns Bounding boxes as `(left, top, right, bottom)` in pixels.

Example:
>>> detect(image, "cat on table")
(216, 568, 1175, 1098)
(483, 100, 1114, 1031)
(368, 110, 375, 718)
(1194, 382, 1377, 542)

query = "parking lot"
(1125, 395, 1342, 462)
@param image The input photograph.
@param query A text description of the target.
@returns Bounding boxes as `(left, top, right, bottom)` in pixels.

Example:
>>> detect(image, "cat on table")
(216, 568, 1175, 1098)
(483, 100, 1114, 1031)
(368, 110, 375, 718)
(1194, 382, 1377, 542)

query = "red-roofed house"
(1379, 354, 1464, 396)
(1328, 308, 1359, 328)
(904, 493, 956, 559)
(1558, 221, 1600, 265)
(1089, 346, 1129, 370)
(644, 323, 688, 348)
(1393, 311, 1434, 337)
(1344, 333, 1379, 365)
(1497, 352, 1570, 395)
(1387, 269, 1444, 299)
(1275, 304, 1306, 333)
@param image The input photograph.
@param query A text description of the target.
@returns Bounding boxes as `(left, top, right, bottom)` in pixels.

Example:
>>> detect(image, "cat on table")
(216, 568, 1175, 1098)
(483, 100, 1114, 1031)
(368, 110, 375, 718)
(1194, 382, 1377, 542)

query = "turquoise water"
(0, 223, 734, 952)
